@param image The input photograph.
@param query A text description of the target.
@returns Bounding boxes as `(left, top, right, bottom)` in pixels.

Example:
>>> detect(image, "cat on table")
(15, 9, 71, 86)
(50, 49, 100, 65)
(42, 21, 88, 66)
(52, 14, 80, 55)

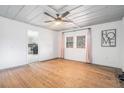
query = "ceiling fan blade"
(62, 20, 72, 22)
(44, 12, 56, 19)
(44, 20, 53, 23)
(61, 11, 70, 18)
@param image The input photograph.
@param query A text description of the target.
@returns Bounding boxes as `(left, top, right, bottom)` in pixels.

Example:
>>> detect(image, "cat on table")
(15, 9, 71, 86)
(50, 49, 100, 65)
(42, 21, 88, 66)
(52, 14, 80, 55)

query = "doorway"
(64, 30, 88, 62)
(28, 30, 39, 63)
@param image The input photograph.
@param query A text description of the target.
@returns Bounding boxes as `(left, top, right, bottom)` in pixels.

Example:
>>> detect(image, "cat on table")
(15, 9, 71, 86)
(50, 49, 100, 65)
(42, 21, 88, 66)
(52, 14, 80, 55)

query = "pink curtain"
(86, 28, 92, 63)
(61, 32, 64, 58)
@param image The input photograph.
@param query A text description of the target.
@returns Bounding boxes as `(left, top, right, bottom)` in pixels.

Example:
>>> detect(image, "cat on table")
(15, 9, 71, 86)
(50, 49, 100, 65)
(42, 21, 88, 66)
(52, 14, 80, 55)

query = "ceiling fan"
(44, 11, 72, 24)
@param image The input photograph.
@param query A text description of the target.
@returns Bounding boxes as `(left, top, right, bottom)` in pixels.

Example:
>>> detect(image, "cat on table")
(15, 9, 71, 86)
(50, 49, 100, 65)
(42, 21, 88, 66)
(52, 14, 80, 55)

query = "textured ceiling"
(0, 5, 124, 31)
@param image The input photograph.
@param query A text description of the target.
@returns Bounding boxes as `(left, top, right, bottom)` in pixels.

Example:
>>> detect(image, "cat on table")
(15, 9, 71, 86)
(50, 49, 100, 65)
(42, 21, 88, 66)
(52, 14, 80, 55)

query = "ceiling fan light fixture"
(54, 20, 62, 25)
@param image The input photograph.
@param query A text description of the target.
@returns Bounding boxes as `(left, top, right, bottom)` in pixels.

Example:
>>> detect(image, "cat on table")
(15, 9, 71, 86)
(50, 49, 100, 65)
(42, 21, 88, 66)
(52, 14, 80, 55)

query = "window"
(66, 37, 73, 48)
(77, 36, 85, 48)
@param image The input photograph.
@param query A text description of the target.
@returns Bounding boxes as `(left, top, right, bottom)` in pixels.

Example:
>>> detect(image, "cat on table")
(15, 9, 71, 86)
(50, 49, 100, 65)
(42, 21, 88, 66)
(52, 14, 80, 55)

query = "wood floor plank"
(0, 59, 121, 88)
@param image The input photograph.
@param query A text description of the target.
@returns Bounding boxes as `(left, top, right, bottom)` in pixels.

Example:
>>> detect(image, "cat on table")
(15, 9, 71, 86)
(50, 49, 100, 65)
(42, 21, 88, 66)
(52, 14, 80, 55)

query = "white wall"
(0, 16, 58, 70)
(120, 17, 124, 71)
(59, 20, 122, 69)
(38, 28, 58, 61)
(91, 21, 122, 68)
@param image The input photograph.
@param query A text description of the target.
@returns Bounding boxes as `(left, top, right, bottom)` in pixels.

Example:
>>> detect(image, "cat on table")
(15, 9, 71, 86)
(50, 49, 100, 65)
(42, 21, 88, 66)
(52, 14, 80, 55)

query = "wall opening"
(28, 30, 39, 63)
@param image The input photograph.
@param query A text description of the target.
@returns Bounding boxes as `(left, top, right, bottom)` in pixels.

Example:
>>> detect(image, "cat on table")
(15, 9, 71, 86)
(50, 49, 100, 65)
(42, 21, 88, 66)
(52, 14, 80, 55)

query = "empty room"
(0, 5, 124, 88)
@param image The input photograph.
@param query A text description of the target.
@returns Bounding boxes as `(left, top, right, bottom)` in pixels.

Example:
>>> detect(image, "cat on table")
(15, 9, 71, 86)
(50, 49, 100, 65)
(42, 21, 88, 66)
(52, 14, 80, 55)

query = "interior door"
(64, 30, 87, 62)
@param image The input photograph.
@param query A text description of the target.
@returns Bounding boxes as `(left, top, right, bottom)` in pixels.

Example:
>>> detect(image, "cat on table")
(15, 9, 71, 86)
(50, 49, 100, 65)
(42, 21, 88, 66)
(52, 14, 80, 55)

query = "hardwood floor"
(0, 59, 122, 88)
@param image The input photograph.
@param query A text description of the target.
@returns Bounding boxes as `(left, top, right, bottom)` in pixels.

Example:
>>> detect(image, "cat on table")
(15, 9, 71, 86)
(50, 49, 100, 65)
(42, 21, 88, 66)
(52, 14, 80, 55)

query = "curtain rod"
(62, 28, 91, 33)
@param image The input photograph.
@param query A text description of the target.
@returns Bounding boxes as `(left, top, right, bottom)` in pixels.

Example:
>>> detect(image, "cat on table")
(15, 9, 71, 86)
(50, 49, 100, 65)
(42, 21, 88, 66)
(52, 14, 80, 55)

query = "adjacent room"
(0, 5, 124, 88)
